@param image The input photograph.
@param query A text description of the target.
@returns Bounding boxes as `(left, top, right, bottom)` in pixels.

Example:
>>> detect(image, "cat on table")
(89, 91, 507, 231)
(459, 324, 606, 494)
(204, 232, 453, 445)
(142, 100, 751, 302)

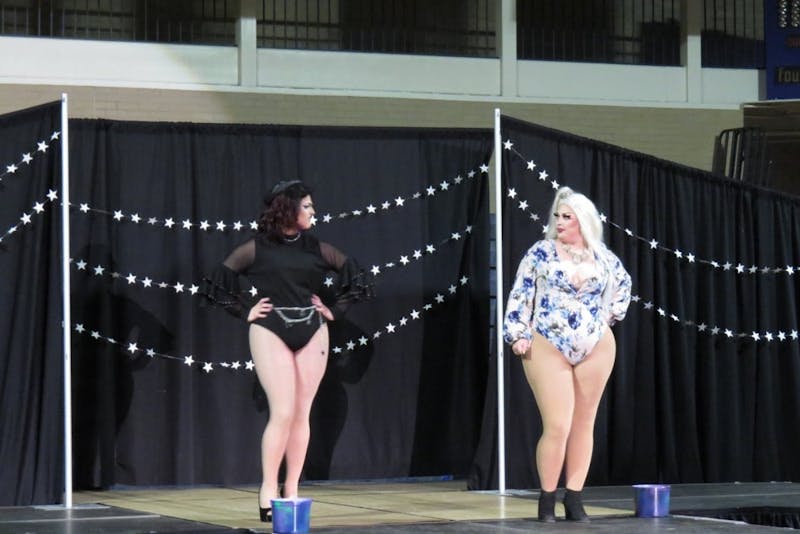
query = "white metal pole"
(61, 93, 73, 508)
(494, 108, 506, 494)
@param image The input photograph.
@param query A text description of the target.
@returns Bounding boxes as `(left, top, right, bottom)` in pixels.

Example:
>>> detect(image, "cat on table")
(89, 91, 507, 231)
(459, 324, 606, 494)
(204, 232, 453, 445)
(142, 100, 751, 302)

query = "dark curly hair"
(258, 181, 313, 241)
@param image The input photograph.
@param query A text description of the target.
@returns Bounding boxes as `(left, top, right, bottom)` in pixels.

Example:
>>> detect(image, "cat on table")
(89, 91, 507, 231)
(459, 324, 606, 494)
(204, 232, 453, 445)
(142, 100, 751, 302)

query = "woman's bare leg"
(250, 324, 297, 508)
(282, 324, 329, 498)
(564, 328, 616, 490)
(521, 334, 576, 491)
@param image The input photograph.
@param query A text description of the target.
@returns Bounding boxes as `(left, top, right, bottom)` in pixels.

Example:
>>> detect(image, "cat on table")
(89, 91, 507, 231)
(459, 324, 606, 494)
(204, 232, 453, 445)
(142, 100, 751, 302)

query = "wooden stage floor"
(2, 480, 798, 532)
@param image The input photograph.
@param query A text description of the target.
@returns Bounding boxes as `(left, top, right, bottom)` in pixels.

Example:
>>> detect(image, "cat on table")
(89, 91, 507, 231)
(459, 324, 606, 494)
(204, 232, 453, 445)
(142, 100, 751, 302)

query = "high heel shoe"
(537, 490, 556, 522)
(563, 488, 590, 522)
(259, 505, 272, 523)
(258, 490, 272, 523)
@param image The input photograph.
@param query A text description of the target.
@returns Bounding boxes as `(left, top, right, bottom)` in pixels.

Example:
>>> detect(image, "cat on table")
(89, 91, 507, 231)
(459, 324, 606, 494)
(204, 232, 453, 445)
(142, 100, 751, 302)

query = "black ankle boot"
(537, 490, 556, 522)
(563, 488, 590, 522)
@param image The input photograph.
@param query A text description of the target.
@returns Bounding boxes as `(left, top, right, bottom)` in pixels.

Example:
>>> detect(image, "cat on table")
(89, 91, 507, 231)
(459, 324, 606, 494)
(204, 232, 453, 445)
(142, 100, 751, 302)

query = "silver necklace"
(562, 243, 589, 264)
(283, 232, 301, 243)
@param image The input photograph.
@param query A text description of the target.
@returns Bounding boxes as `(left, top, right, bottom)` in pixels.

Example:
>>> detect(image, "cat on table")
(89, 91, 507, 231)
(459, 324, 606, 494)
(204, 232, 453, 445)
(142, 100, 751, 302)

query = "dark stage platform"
(1, 482, 798, 533)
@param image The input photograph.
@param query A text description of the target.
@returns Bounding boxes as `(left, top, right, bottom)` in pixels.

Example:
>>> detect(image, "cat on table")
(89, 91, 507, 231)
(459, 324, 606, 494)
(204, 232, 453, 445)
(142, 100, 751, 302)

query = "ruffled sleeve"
(503, 240, 549, 344)
(319, 241, 374, 320)
(601, 247, 632, 326)
(201, 239, 256, 320)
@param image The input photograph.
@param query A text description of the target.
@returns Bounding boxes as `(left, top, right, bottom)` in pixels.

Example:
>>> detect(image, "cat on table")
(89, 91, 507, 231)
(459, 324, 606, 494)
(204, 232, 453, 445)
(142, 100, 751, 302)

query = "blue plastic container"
(632, 484, 670, 518)
(271, 497, 312, 533)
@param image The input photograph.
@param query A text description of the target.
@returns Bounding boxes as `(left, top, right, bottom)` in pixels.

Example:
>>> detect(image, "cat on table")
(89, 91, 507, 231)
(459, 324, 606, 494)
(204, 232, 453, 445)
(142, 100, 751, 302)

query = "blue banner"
(765, 0, 800, 99)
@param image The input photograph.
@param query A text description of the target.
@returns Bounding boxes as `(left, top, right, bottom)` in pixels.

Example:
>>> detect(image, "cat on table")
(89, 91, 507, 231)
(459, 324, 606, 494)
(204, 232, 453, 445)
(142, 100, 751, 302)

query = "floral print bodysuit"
(503, 239, 632, 365)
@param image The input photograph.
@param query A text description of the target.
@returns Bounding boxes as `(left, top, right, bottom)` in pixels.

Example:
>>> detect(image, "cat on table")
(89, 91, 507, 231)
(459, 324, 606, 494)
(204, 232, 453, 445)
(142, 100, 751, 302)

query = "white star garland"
(630, 293, 799, 344)
(68, 161, 488, 232)
(504, 138, 800, 344)
(72, 321, 256, 373)
(0, 191, 58, 245)
(0, 131, 60, 186)
(503, 139, 800, 276)
(70, 221, 477, 292)
(69, 273, 472, 370)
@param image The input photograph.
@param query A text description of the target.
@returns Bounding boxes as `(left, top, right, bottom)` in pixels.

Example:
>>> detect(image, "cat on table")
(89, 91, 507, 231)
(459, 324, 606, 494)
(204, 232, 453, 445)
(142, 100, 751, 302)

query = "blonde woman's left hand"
(311, 294, 334, 321)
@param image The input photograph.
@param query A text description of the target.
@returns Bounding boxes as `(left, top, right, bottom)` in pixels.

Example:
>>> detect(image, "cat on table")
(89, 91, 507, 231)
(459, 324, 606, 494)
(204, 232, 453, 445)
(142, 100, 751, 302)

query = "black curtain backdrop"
(0, 102, 64, 505)
(63, 120, 489, 499)
(470, 115, 800, 490)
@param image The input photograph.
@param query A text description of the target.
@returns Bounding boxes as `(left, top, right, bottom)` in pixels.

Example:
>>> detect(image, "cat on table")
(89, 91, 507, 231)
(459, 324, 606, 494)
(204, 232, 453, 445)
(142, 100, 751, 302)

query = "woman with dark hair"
(204, 180, 370, 522)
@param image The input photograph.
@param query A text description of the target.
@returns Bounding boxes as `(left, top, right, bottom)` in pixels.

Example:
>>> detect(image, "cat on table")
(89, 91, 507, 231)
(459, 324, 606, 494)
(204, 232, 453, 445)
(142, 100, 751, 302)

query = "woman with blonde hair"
(504, 186, 631, 522)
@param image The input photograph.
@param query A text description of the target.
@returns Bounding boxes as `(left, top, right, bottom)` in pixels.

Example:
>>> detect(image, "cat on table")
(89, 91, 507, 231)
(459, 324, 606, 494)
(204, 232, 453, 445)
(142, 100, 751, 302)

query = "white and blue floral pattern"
(503, 239, 631, 365)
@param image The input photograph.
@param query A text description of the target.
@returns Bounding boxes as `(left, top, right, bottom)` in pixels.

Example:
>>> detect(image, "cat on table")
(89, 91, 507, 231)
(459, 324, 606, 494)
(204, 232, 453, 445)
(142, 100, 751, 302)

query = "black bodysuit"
(204, 233, 369, 351)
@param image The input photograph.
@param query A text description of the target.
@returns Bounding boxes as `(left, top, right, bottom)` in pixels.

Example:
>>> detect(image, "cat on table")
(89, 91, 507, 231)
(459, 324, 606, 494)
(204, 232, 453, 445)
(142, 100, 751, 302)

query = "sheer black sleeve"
(319, 241, 373, 320)
(201, 239, 256, 319)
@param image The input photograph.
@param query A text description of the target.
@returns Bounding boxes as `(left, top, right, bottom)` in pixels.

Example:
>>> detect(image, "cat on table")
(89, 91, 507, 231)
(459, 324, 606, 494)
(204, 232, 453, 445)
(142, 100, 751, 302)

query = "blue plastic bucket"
(632, 484, 670, 518)
(271, 497, 312, 533)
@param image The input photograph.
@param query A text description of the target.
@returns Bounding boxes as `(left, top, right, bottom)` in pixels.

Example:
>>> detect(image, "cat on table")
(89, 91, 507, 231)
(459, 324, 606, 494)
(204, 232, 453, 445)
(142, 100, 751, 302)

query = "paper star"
(184, 355, 194, 366)
(643, 301, 653, 309)
(158, 282, 168, 288)
(527, 160, 537, 170)
(451, 232, 461, 240)
(203, 362, 213, 373)
(75, 259, 87, 270)
(91, 331, 100, 339)
(710, 327, 720, 335)
(127, 342, 139, 354)
(518, 200, 528, 211)
(346, 340, 355, 351)
(410, 310, 420, 319)
(394, 197, 405, 206)
(423, 304, 432, 311)
(309, 215, 317, 226)
(551, 181, 560, 190)
(189, 285, 199, 295)
(765, 332, 774, 342)
(778, 331, 787, 341)
(711, 261, 720, 268)
(657, 308, 665, 316)
(460, 276, 469, 285)
(468, 170, 476, 178)
(74, 324, 85, 333)
(465, 225, 473, 233)
(426, 186, 436, 196)
(231, 361, 241, 369)
(142, 277, 152, 287)
(46, 189, 58, 201)
(787, 266, 795, 275)
(723, 262, 732, 270)
(373, 331, 382, 339)
(600, 214, 607, 223)
(215, 221, 226, 231)
(674, 250, 683, 259)
(480, 164, 489, 173)
(736, 264, 745, 273)
(199, 220, 210, 231)
(51, 131, 60, 140)
(148, 217, 158, 225)
(22, 153, 33, 164)
(245, 360, 255, 370)
(20, 213, 31, 224)
(164, 218, 175, 228)
(6, 164, 17, 174)
(182, 219, 193, 229)
(435, 294, 444, 303)
(791, 330, 798, 340)
(366, 204, 377, 214)
(386, 323, 396, 333)
(146, 349, 156, 357)
(351, 210, 362, 217)
(126, 274, 137, 284)
(724, 329, 733, 338)
(358, 336, 368, 346)
(503, 139, 513, 150)
(249, 287, 258, 297)
(507, 188, 517, 199)
(748, 265, 757, 274)
(698, 323, 707, 331)
(322, 214, 332, 223)
(400, 256, 410, 265)
(382, 201, 390, 210)
(324, 277, 334, 287)
(448, 285, 457, 294)
(440, 181, 450, 191)
(625, 228, 633, 236)
(113, 210, 124, 221)
(233, 221, 243, 231)
(751, 331, 760, 341)
(412, 192, 421, 199)
(250, 221, 259, 230)
(399, 317, 408, 326)
(37, 141, 49, 152)
(454, 175, 463, 184)
(173, 282, 184, 293)
(371, 265, 381, 276)
(426, 244, 435, 254)
(33, 202, 46, 213)
(413, 249, 422, 260)
(93, 265, 105, 276)
(687, 254, 695, 263)
(538, 170, 549, 181)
